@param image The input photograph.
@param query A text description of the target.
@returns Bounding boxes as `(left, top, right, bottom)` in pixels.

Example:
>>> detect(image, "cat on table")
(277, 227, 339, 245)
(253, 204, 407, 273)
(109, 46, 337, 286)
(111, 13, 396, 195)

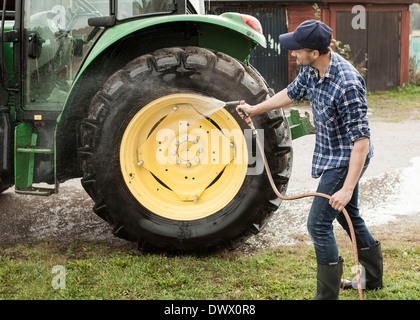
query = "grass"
(0, 240, 313, 300)
(0, 215, 419, 301)
(367, 84, 420, 121)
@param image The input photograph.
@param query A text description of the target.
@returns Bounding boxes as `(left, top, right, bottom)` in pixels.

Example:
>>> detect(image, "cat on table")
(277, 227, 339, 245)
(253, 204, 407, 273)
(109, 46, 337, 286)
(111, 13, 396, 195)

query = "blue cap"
(279, 20, 332, 50)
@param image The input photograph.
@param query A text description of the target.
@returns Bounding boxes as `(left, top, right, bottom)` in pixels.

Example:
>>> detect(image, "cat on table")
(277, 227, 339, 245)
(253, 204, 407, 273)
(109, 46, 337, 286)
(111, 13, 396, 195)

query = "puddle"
(360, 157, 420, 225)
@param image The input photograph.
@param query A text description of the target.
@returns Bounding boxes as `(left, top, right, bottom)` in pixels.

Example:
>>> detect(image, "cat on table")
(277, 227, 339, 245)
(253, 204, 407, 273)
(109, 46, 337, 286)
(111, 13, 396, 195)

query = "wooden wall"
(285, 2, 411, 90)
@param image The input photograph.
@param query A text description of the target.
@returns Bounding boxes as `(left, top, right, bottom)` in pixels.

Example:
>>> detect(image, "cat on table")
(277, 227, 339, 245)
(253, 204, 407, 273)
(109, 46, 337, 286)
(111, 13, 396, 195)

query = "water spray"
(226, 100, 364, 300)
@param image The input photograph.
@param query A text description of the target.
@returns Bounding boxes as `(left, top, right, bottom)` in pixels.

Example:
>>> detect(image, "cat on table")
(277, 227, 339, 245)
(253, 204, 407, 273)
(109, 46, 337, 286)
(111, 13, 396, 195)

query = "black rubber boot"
(342, 240, 383, 290)
(312, 257, 343, 300)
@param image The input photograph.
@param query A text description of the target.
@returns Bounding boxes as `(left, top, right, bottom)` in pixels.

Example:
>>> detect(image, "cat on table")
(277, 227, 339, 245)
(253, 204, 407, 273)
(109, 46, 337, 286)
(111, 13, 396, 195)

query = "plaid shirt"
(287, 52, 374, 178)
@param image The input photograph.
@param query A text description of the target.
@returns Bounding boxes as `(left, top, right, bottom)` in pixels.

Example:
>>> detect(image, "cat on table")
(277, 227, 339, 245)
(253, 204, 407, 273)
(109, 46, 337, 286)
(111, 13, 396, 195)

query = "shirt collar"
(324, 51, 338, 79)
(308, 51, 337, 82)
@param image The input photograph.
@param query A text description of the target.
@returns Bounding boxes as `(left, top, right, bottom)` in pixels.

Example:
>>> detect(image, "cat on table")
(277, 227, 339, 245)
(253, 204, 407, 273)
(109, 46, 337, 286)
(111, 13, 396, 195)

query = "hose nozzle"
(226, 100, 258, 137)
(225, 100, 244, 108)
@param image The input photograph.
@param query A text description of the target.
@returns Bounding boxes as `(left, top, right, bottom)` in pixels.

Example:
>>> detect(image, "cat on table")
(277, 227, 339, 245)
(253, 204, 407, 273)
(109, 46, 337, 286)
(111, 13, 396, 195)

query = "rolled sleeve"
(348, 123, 371, 142)
(287, 67, 308, 102)
(339, 85, 371, 142)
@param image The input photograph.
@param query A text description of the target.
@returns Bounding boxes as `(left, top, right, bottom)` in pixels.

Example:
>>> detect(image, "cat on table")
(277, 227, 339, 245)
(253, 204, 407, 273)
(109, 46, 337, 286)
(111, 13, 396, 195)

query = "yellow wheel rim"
(120, 94, 248, 220)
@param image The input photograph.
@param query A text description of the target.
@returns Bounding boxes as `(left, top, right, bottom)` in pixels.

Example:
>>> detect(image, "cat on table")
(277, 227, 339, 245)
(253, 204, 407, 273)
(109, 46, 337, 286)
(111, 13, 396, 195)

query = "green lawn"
(1, 216, 419, 300)
(367, 84, 420, 121)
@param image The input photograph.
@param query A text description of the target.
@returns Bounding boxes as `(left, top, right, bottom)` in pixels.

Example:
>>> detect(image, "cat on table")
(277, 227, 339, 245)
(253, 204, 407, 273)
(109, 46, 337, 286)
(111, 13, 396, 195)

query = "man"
(237, 20, 383, 300)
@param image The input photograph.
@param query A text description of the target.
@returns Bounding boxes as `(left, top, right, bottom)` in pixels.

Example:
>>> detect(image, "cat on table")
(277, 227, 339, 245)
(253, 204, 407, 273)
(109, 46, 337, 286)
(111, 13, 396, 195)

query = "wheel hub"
(120, 94, 248, 220)
(137, 103, 235, 201)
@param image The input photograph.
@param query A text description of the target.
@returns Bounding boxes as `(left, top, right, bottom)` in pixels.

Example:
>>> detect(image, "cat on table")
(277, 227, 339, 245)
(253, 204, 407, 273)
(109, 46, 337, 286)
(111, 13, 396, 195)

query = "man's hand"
(235, 88, 294, 118)
(235, 103, 256, 118)
(329, 138, 370, 212)
(329, 187, 353, 212)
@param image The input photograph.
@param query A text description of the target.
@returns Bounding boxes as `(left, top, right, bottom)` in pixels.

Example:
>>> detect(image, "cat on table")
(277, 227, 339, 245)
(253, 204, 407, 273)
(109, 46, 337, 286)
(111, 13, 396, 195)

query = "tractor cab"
(7, 0, 195, 119)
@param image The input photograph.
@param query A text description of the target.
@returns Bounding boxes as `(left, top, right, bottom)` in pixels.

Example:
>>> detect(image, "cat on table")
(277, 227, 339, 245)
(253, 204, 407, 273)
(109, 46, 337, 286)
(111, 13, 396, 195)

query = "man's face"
(291, 49, 316, 67)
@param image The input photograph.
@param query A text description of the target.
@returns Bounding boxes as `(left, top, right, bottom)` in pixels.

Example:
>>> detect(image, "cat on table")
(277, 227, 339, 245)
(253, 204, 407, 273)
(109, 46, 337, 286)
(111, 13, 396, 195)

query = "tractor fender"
(80, 13, 266, 78)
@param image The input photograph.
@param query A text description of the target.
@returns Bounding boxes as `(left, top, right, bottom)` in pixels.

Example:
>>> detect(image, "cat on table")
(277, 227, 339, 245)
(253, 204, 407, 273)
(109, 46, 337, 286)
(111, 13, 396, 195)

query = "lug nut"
(186, 162, 191, 168)
(195, 157, 200, 163)
(176, 158, 181, 165)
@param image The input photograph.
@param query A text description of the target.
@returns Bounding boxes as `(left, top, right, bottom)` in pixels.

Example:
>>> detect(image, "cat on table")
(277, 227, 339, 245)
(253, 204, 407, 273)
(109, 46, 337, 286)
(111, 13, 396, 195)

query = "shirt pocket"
(319, 98, 337, 125)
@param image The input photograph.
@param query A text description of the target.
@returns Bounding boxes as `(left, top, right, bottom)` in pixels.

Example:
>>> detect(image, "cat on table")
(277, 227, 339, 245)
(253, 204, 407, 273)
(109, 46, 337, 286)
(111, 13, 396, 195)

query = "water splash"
(189, 96, 228, 124)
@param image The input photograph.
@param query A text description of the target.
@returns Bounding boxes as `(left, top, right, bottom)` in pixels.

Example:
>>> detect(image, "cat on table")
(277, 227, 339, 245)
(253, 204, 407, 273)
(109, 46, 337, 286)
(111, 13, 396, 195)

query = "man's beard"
(296, 56, 315, 67)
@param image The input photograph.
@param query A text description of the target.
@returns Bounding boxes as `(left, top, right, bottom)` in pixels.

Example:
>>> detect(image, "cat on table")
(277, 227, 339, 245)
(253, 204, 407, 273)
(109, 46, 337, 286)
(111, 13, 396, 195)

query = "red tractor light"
(240, 14, 263, 34)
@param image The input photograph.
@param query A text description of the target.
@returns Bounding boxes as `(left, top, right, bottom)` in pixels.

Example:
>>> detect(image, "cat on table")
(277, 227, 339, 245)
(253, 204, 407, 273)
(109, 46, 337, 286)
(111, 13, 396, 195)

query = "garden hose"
(230, 101, 364, 300)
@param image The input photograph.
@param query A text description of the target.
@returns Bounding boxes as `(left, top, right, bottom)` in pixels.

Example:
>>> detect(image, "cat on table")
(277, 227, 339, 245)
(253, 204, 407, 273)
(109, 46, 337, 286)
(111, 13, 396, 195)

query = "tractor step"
(16, 146, 54, 154)
(14, 122, 58, 196)
(15, 185, 58, 196)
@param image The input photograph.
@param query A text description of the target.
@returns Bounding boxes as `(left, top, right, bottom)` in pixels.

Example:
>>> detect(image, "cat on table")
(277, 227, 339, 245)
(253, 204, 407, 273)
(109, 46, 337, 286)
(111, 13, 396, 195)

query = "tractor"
(0, 0, 312, 253)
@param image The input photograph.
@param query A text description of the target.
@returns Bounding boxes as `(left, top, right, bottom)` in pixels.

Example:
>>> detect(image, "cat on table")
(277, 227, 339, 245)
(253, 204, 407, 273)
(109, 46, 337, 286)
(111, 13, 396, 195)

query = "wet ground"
(0, 119, 419, 251)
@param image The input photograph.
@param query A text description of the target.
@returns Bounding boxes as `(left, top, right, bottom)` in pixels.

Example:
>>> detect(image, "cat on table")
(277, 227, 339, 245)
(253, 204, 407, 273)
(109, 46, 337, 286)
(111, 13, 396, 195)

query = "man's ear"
(312, 50, 321, 59)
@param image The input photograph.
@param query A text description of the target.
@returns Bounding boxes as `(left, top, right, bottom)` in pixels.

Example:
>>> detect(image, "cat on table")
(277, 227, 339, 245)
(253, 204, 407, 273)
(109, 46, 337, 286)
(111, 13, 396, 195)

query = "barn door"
(336, 11, 401, 91)
(367, 12, 400, 91)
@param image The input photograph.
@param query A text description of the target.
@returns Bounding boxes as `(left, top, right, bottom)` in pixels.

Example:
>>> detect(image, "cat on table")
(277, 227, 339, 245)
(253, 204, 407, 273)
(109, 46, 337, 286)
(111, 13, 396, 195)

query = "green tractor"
(0, 0, 302, 253)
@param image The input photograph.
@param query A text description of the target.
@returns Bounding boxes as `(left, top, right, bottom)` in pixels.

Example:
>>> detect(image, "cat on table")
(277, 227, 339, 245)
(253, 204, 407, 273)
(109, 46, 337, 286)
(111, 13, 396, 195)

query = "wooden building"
(209, 0, 420, 91)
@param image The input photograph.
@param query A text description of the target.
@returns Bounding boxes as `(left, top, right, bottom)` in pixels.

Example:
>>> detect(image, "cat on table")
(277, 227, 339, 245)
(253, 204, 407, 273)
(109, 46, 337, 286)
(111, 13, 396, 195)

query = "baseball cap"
(279, 20, 333, 50)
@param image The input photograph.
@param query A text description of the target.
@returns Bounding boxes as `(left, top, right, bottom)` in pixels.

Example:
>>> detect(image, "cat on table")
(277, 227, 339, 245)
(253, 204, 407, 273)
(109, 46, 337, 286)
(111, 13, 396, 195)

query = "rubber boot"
(312, 257, 343, 300)
(342, 240, 383, 290)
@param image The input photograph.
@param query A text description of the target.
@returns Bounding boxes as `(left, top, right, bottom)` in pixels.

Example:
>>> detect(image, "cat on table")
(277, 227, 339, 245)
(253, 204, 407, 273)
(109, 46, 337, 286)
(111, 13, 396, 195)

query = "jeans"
(307, 158, 375, 263)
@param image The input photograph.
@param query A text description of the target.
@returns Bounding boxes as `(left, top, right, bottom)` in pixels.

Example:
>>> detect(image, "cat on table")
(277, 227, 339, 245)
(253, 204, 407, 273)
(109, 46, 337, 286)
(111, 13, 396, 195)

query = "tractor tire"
(79, 47, 292, 253)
